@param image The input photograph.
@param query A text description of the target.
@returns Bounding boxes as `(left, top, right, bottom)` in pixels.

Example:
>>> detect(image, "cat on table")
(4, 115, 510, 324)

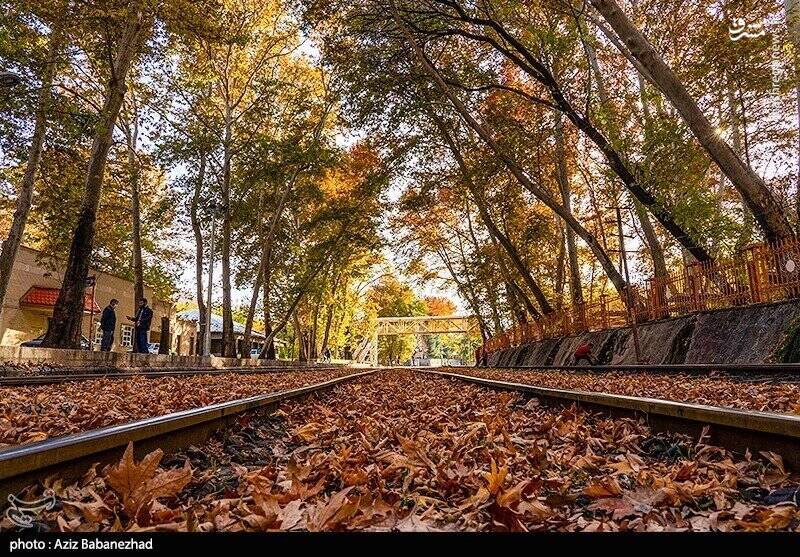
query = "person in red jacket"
(573, 341, 595, 365)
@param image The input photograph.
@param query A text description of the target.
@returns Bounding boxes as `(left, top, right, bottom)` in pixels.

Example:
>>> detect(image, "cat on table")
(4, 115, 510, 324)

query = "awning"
(19, 286, 100, 314)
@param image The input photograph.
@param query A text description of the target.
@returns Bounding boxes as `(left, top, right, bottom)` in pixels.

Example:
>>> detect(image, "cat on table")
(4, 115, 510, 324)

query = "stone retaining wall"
(486, 299, 800, 366)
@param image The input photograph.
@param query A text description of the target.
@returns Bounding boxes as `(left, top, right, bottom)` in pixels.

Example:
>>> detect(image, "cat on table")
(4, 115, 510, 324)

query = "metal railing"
(481, 238, 800, 356)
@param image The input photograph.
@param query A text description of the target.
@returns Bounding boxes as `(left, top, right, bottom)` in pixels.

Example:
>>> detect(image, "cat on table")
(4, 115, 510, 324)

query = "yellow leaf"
(482, 458, 508, 495)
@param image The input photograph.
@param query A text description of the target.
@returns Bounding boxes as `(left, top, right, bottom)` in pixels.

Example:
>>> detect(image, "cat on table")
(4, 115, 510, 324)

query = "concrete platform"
(0, 346, 336, 375)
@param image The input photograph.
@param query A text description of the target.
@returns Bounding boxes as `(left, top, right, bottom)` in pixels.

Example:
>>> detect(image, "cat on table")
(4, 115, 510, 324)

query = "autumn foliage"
(7, 371, 798, 532)
(459, 368, 800, 415)
(0, 368, 363, 447)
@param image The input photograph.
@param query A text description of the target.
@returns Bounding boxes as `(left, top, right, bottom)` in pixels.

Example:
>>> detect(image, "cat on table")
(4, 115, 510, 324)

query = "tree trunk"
(240, 264, 263, 359)
(191, 151, 207, 351)
(436, 241, 491, 336)
(260, 255, 326, 354)
(789, 0, 800, 225)
(586, 38, 611, 108)
(402, 25, 629, 298)
(555, 111, 583, 305)
(43, 2, 149, 348)
(633, 200, 668, 279)
(428, 108, 554, 314)
(260, 245, 276, 359)
(310, 294, 321, 360)
(293, 311, 308, 362)
(504, 282, 527, 325)
(794, 48, 800, 228)
(320, 272, 341, 355)
(125, 103, 144, 309)
(589, 0, 794, 241)
(461, 208, 494, 334)
(486, 275, 504, 332)
(489, 233, 540, 320)
(554, 222, 566, 305)
(241, 194, 267, 359)
(220, 105, 235, 357)
(635, 71, 670, 277)
(0, 14, 65, 322)
(321, 306, 334, 356)
(727, 76, 753, 247)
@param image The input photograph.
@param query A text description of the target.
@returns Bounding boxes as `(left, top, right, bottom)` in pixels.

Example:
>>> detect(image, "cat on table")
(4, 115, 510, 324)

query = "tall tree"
(589, 0, 794, 241)
(44, 0, 152, 348)
(554, 111, 583, 305)
(0, 3, 66, 321)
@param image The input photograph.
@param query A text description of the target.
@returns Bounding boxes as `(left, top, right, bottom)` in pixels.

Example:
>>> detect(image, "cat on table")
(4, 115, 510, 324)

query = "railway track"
(0, 364, 354, 387)
(2, 366, 798, 532)
(0, 368, 375, 503)
(422, 367, 800, 470)
(3, 365, 799, 513)
(5, 362, 797, 388)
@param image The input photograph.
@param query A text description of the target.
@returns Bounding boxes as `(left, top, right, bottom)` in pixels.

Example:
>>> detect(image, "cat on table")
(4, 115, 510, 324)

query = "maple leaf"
(517, 499, 553, 521)
(587, 497, 637, 520)
(759, 450, 789, 486)
(582, 478, 623, 499)
(671, 460, 697, 481)
(394, 512, 443, 532)
(280, 499, 304, 530)
(458, 487, 491, 510)
(294, 422, 323, 442)
(496, 480, 528, 509)
(341, 467, 370, 486)
(61, 490, 112, 524)
(482, 458, 508, 495)
(305, 487, 358, 531)
(106, 442, 192, 521)
(736, 506, 797, 531)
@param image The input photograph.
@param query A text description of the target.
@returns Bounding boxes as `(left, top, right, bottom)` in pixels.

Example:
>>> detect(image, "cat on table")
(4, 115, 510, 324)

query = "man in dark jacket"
(99, 299, 118, 352)
(128, 298, 154, 354)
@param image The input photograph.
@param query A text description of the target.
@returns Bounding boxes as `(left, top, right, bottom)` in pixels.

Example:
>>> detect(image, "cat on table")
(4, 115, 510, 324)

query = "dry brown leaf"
(582, 478, 623, 499)
(106, 442, 191, 520)
(14, 370, 800, 533)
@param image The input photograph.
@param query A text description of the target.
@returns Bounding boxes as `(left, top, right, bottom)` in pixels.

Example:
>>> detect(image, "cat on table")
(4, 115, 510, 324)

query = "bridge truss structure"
(366, 315, 479, 365)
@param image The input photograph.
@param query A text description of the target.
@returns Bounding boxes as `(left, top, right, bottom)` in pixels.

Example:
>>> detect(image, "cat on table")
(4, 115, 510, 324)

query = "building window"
(121, 325, 133, 348)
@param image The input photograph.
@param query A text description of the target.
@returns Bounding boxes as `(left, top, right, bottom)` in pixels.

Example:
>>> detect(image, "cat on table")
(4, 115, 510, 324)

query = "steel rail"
(421, 368, 800, 470)
(476, 363, 800, 375)
(0, 369, 375, 503)
(0, 365, 352, 387)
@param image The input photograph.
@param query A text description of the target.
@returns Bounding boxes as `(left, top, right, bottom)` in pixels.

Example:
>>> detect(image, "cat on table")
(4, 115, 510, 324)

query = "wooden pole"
(159, 316, 169, 355)
(86, 276, 96, 351)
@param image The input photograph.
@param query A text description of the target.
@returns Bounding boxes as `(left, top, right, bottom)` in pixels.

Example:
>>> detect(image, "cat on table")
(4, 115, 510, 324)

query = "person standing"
(127, 298, 153, 354)
(99, 299, 118, 352)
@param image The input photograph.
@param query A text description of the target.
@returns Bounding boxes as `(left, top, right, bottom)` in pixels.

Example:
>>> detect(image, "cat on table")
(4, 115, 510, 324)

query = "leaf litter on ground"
(0, 368, 362, 447)
(460, 368, 800, 415)
(3, 370, 798, 532)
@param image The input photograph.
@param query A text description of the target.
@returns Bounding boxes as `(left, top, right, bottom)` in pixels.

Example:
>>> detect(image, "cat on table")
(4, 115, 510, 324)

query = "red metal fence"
(481, 238, 800, 355)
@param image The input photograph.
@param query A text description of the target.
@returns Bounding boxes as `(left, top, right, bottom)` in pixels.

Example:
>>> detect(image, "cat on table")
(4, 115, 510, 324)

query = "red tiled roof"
(19, 286, 101, 313)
